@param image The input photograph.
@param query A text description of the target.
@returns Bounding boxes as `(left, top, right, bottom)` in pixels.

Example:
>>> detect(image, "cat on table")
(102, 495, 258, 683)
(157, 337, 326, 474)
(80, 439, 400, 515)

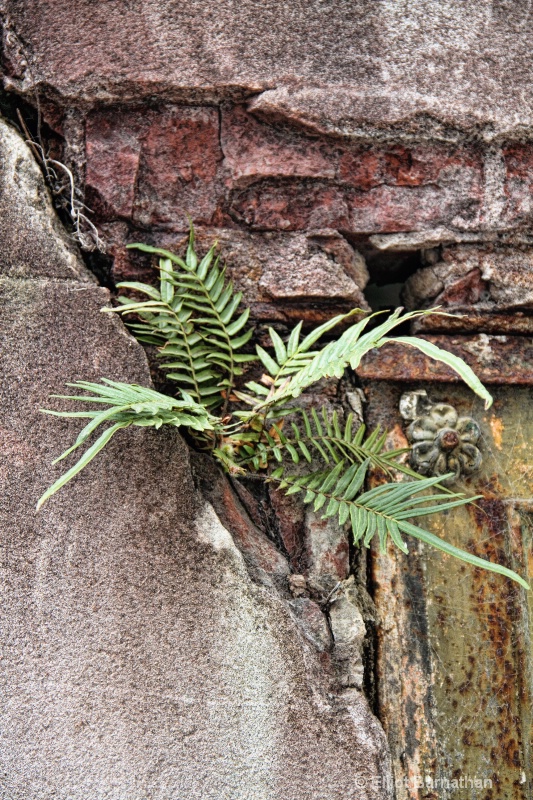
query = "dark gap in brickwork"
(0, 86, 42, 139)
(358, 244, 425, 312)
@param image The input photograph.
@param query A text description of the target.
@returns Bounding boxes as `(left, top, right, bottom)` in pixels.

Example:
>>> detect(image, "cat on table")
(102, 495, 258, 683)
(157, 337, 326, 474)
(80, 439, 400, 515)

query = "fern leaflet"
(264, 308, 493, 410)
(234, 405, 420, 478)
(37, 380, 217, 509)
(234, 313, 359, 417)
(270, 465, 529, 589)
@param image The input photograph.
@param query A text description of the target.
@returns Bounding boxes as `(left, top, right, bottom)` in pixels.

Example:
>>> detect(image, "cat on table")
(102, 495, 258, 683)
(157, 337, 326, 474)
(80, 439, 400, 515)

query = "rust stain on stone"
(489, 417, 504, 449)
(413, 311, 533, 335)
(459, 492, 529, 778)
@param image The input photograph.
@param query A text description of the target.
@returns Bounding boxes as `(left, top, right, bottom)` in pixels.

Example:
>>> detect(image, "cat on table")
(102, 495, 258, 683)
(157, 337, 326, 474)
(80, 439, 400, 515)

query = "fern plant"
(38, 229, 529, 590)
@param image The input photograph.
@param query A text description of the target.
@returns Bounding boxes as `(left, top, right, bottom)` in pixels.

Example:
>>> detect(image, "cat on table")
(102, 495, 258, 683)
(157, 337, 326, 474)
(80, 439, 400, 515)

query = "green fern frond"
(108, 291, 224, 409)
(270, 465, 529, 589)
(265, 308, 493, 410)
(234, 312, 362, 414)
(232, 405, 429, 484)
(37, 380, 218, 509)
(105, 228, 255, 410)
(36, 230, 528, 590)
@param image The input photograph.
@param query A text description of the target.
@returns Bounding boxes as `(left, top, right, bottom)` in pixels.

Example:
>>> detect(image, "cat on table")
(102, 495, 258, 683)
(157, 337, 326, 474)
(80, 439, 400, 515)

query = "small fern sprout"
(37, 229, 529, 591)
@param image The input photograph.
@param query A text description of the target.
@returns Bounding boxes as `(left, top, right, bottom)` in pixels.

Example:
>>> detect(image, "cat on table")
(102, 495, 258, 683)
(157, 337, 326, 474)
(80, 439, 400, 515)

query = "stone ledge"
(357, 334, 533, 386)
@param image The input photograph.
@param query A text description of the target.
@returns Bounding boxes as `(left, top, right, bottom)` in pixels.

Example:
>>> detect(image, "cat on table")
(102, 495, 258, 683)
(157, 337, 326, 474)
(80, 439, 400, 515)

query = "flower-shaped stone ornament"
(406, 403, 482, 483)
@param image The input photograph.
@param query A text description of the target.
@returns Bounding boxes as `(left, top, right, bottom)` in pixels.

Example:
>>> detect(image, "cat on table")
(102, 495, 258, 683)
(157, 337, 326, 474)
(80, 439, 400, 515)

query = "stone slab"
(404, 245, 533, 312)
(4, 1, 533, 141)
(0, 115, 91, 280)
(85, 103, 486, 237)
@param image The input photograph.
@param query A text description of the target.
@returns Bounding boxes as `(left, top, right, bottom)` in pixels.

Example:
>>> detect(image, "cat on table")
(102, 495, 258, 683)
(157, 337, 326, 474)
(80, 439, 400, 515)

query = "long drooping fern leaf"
(37, 380, 218, 509)
(260, 308, 493, 410)
(270, 465, 530, 590)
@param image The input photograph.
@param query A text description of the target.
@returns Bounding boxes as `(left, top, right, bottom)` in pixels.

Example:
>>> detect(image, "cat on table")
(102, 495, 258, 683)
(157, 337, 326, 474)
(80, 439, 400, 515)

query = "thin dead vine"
(16, 108, 105, 252)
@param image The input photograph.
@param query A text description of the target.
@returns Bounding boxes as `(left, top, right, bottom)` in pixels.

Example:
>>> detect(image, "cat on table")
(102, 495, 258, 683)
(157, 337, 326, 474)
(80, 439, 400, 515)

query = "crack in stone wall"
(0, 110, 393, 800)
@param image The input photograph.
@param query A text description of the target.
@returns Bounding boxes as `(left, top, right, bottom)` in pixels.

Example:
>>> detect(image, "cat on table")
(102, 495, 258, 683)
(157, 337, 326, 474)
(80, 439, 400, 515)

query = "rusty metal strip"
(413, 313, 533, 336)
(367, 383, 533, 799)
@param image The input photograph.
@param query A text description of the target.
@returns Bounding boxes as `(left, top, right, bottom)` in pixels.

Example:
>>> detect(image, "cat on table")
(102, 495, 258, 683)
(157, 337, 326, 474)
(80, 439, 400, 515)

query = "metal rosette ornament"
(401, 393, 482, 485)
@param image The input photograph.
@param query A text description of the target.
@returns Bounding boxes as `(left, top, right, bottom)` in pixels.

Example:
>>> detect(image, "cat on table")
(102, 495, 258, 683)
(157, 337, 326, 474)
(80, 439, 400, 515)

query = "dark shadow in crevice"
(360, 245, 425, 313)
(83, 248, 116, 291)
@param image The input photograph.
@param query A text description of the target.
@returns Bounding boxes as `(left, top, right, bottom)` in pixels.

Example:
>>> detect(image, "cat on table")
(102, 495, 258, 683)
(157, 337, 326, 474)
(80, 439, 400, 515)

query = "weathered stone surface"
(6, 1, 533, 275)
(270, 482, 351, 585)
(338, 145, 481, 192)
(288, 597, 332, 653)
(503, 143, 533, 229)
(403, 245, 533, 311)
(1, 117, 393, 799)
(229, 165, 483, 233)
(230, 179, 351, 231)
(85, 102, 485, 239)
(133, 107, 223, 228)
(110, 226, 370, 322)
(310, 231, 369, 289)
(0, 116, 91, 280)
(304, 510, 351, 583)
(269, 485, 307, 571)
(190, 451, 290, 584)
(329, 580, 367, 690)
(86, 106, 223, 227)
(4, 0, 533, 142)
(257, 234, 366, 303)
(221, 104, 336, 185)
(369, 229, 501, 251)
(85, 110, 145, 219)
